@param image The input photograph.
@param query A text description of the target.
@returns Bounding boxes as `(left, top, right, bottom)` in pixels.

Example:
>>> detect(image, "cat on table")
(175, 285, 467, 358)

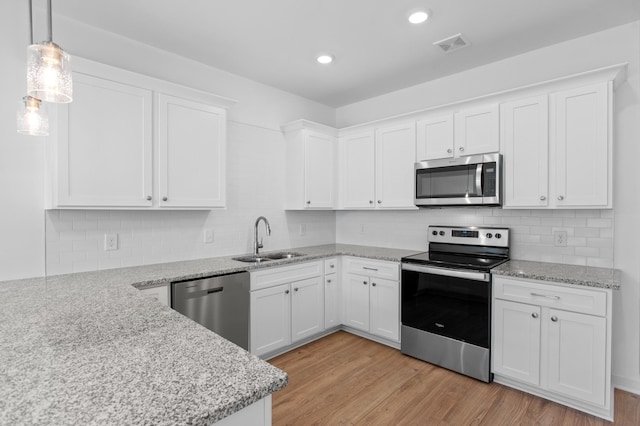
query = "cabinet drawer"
(324, 257, 338, 273)
(494, 276, 607, 317)
(250, 260, 322, 291)
(343, 257, 399, 280)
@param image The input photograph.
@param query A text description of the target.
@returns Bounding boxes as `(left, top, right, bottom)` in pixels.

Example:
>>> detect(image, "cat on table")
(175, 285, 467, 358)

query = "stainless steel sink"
(232, 252, 306, 263)
(263, 252, 306, 260)
(232, 255, 273, 263)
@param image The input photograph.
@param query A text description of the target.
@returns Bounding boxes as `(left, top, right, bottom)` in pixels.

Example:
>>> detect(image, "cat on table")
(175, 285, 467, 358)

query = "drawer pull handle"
(363, 267, 378, 271)
(551, 315, 558, 322)
(531, 312, 538, 319)
(530, 292, 560, 300)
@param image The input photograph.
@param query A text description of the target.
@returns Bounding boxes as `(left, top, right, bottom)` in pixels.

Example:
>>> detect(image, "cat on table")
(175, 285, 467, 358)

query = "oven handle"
(402, 263, 490, 282)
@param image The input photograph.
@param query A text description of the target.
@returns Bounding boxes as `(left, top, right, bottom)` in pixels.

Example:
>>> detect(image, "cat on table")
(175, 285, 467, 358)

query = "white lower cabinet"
(250, 260, 330, 357)
(492, 276, 612, 420)
(139, 285, 170, 306)
(342, 257, 400, 343)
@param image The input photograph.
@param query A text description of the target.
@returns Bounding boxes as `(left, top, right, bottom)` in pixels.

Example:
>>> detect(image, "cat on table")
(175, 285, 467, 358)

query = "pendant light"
(26, 0, 72, 103)
(17, 0, 49, 136)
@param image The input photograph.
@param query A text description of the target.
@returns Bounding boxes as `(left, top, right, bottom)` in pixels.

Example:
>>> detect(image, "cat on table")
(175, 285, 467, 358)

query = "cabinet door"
(54, 73, 153, 207)
(304, 130, 335, 208)
(374, 122, 416, 209)
(502, 96, 549, 208)
(157, 94, 226, 208)
(324, 273, 339, 329)
(553, 82, 610, 207)
(340, 132, 376, 208)
(343, 274, 370, 332)
(369, 277, 399, 342)
(454, 104, 499, 156)
(547, 309, 607, 406)
(492, 299, 541, 386)
(291, 277, 324, 342)
(416, 114, 454, 160)
(250, 284, 291, 356)
(139, 285, 169, 307)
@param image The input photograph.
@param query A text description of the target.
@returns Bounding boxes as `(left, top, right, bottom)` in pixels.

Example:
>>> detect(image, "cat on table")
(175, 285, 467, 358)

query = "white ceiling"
(51, 0, 640, 107)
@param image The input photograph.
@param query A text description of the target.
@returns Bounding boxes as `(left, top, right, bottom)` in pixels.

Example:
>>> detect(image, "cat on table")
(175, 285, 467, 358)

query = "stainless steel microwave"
(414, 153, 502, 207)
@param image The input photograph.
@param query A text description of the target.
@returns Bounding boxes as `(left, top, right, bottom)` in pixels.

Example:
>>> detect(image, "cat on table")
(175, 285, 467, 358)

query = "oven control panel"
(427, 226, 509, 247)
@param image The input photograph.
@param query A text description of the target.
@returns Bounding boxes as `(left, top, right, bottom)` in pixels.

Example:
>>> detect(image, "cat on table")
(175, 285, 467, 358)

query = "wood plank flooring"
(269, 331, 640, 425)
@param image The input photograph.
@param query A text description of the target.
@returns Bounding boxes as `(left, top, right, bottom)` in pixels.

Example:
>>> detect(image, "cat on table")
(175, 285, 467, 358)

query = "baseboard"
(340, 326, 401, 350)
(613, 374, 640, 396)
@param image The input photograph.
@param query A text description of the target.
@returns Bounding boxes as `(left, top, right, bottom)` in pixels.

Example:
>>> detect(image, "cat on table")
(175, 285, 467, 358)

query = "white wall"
(0, 2, 336, 280)
(336, 22, 640, 394)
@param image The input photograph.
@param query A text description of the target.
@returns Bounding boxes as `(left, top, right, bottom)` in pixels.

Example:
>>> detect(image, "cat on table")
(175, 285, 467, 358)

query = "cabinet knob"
(294, 287, 299, 292)
(327, 279, 332, 283)
(372, 282, 377, 287)
(330, 264, 335, 268)
(162, 197, 168, 201)
(146, 195, 152, 201)
(539, 195, 546, 201)
(377, 200, 382, 204)
(306, 200, 311, 205)
(551, 315, 558, 322)
(447, 148, 452, 154)
(369, 200, 373, 204)
(285, 290, 290, 294)
(531, 312, 538, 319)
(459, 147, 464, 152)
(363, 281, 367, 285)
(557, 195, 564, 201)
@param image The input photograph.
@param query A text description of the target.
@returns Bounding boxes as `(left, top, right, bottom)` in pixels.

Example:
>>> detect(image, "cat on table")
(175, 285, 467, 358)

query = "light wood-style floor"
(269, 331, 640, 425)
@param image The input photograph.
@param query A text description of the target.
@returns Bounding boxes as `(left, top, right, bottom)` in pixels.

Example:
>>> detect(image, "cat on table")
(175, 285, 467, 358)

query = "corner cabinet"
(282, 120, 337, 210)
(501, 82, 613, 209)
(45, 57, 236, 210)
(492, 276, 612, 421)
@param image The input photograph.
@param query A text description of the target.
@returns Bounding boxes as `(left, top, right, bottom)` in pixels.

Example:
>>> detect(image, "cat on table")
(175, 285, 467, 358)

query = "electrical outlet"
(554, 230, 567, 247)
(299, 224, 306, 236)
(104, 233, 118, 251)
(203, 228, 214, 244)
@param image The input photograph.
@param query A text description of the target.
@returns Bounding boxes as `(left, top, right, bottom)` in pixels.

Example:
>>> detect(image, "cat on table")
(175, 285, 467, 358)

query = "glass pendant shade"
(27, 42, 72, 103)
(17, 96, 49, 136)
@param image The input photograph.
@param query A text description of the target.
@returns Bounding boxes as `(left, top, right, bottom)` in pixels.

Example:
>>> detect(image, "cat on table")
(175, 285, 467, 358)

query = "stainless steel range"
(400, 225, 510, 382)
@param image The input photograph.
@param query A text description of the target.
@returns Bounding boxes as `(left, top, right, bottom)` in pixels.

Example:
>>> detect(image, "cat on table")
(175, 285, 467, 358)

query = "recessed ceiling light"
(408, 10, 429, 24)
(316, 54, 334, 65)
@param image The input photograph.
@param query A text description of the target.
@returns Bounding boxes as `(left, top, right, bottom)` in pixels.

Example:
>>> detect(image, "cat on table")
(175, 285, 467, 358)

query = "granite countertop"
(492, 259, 621, 290)
(0, 243, 417, 425)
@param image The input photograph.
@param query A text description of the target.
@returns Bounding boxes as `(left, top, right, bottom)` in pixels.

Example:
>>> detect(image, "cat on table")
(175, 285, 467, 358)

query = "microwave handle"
(475, 164, 483, 195)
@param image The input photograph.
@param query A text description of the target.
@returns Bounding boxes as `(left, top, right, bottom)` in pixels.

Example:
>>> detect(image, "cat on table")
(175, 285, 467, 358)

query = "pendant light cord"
(28, 0, 33, 44)
(47, 0, 53, 42)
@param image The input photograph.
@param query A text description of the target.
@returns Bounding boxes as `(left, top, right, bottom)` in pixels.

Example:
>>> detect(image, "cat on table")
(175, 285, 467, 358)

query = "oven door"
(401, 263, 490, 348)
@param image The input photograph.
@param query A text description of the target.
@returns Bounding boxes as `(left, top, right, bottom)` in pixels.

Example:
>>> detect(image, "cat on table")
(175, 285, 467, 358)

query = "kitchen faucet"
(253, 216, 271, 256)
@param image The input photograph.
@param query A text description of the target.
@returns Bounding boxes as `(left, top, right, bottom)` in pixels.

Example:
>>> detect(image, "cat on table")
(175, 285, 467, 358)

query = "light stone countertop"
(491, 259, 621, 290)
(0, 243, 419, 425)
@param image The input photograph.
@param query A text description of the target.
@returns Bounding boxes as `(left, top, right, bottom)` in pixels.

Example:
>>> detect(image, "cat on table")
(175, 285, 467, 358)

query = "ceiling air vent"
(433, 33, 471, 53)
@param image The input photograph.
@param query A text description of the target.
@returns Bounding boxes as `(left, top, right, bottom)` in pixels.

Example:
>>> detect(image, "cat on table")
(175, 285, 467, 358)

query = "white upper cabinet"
(501, 96, 549, 208)
(416, 104, 499, 161)
(49, 73, 154, 208)
(339, 131, 376, 209)
(157, 94, 226, 208)
(46, 57, 236, 210)
(374, 122, 416, 209)
(283, 121, 337, 210)
(553, 82, 611, 208)
(502, 82, 612, 209)
(454, 104, 500, 157)
(339, 122, 416, 210)
(416, 114, 454, 161)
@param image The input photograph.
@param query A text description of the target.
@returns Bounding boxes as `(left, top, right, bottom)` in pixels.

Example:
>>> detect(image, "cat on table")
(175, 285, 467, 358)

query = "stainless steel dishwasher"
(171, 271, 250, 350)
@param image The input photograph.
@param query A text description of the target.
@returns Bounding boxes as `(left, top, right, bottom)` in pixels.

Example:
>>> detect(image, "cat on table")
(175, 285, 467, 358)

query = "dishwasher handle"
(207, 287, 223, 294)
